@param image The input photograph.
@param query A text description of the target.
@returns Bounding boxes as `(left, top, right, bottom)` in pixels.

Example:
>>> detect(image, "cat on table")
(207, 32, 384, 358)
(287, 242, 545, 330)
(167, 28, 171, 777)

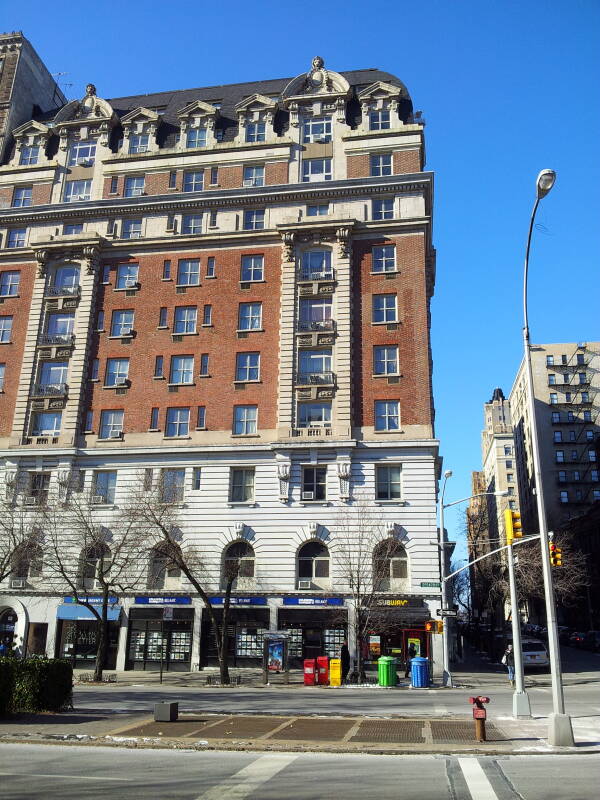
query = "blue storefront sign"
(135, 596, 192, 605)
(210, 597, 267, 606)
(64, 596, 118, 605)
(283, 597, 344, 606)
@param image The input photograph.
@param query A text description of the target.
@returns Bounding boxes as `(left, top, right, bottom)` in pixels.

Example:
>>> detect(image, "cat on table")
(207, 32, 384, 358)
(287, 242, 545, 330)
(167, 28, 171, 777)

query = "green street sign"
(420, 581, 441, 588)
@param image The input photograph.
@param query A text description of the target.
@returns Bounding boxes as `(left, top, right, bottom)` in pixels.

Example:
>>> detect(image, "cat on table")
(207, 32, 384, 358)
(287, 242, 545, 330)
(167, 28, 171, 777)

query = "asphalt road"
(0, 744, 597, 799)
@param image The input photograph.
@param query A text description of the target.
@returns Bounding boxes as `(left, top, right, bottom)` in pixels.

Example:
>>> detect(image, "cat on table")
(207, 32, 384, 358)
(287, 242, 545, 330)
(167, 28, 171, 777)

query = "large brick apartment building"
(0, 38, 442, 673)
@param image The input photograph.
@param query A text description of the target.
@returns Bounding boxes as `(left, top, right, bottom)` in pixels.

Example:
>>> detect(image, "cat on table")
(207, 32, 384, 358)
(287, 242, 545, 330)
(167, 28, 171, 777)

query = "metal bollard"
(468, 695, 490, 742)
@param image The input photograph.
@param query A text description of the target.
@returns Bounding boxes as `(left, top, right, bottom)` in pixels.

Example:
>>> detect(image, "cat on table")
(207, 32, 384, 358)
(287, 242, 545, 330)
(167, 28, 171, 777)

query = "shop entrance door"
(304, 627, 322, 659)
(0, 608, 17, 653)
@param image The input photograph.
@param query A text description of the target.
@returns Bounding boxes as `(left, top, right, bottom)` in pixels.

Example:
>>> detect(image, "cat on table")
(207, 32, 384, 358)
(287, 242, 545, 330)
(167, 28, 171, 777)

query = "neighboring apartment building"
(509, 342, 600, 535)
(0, 45, 442, 673)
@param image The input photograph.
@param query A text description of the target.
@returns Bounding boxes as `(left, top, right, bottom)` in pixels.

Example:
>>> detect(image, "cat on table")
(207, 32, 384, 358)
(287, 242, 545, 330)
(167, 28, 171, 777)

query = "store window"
(297, 541, 330, 589)
(222, 541, 255, 590)
(373, 539, 408, 591)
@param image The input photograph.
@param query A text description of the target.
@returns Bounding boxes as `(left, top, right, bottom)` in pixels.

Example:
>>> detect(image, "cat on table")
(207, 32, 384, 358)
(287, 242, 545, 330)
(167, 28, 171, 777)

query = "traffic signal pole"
(506, 540, 531, 717)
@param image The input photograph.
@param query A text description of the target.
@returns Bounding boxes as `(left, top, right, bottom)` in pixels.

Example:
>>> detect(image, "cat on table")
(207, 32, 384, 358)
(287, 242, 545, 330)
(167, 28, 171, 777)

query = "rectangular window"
(161, 468, 186, 502)
(124, 176, 145, 197)
(105, 358, 129, 387)
(369, 110, 391, 130)
(375, 400, 400, 431)
(238, 302, 262, 330)
(165, 407, 190, 437)
(546, 355, 554, 366)
(507, 473, 514, 482)
(12, 186, 32, 207)
(7, 229, 26, 248)
(590, 450, 597, 462)
(129, 134, 149, 154)
(586, 430, 594, 441)
(298, 349, 332, 381)
(591, 470, 599, 482)
(302, 158, 332, 182)
(210, 166, 219, 185)
(84, 410, 93, 432)
(64, 179, 91, 202)
(192, 467, 202, 490)
(109, 176, 118, 193)
(68, 140, 96, 166)
(299, 298, 332, 330)
(173, 306, 197, 334)
(577, 353, 585, 365)
(300, 250, 332, 280)
(158, 307, 168, 327)
(197, 406, 206, 429)
(563, 373, 570, 384)
(161, 261, 172, 281)
(505, 460, 513, 468)
(0, 363, 5, 391)
(0, 271, 20, 296)
(554, 431, 563, 442)
(241, 254, 264, 282)
(183, 171, 204, 192)
(230, 468, 255, 502)
(565, 392, 572, 402)
(561, 354, 567, 364)
(186, 128, 207, 148)
(302, 116, 332, 143)
(372, 294, 397, 323)
(96, 310, 104, 331)
(202, 304, 212, 326)
(548, 374, 556, 384)
(372, 245, 396, 273)
(93, 471, 117, 504)
(170, 355, 194, 384)
(63, 223, 83, 235)
(19, 146, 39, 166)
(581, 392, 590, 403)
(569, 430, 576, 442)
(376, 465, 402, 500)
(200, 354, 209, 376)
(556, 450, 565, 463)
(584, 410, 592, 421)
(0, 316, 13, 343)
(246, 122, 266, 143)
(177, 259, 200, 286)
(182, 213, 202, 234)
(154, 355, 164, 377)
(551, 411, 561, 423)
(372, 198, 394, 220)
(121, 219, 142, 239)
(302, 466, 327, 501)
(233, 404, 258, 435)
(243, 210, 265, 230)
(307, 204, 329, 216)
(39, 361, 67, 388)
(236, 352, 260, 382)
(110, 310, 134, 336)
(32, 411, 62, 436)
(102, 265, 111, 284)
(370, 153, 392, 176)
(168, 171, 177, 189)
(560, 490, 569, 504)
(209, 210, 217, 227)
(374, 345, 398, 375)
(243, 165, 265, 187)
(206, 257, 216, 278)
(150, 407, 159, 430)
(99, 409, 124, 439)
(298, 401, 331, 428)
(573, 471, 581, 481)
(578, 373, 587, 384)
(115, 263, 139, 289)
(550, 393, 558, 405)
(558, 470, 567, 483)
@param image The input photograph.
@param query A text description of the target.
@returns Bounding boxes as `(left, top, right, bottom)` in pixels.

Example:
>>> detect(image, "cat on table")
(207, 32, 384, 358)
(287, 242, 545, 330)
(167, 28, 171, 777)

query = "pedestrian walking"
(502, 643, 515, 686)
(340, 641, 350, 683)
(404, 643, 417, 678)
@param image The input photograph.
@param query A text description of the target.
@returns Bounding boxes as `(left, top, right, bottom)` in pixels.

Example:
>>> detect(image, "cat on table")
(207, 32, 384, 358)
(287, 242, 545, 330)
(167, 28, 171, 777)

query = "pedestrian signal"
(549, 543, 563, 567)
(425, 620, 435, 633)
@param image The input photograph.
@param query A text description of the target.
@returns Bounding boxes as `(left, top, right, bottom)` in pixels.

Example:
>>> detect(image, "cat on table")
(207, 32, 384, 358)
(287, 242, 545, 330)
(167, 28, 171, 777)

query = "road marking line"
(0, 772, 130, 782)
(433, 705, 448, 715)
(458, 758, 499, 800)
(194, 754, 298, 800)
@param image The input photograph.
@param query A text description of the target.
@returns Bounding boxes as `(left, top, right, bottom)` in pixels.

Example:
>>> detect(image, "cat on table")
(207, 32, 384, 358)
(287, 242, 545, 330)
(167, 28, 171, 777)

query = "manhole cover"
(351, 720, 425, 743)
(430, 721, 501, 742)
(199, 716, 288, 739)
(275, 718, 355, 741)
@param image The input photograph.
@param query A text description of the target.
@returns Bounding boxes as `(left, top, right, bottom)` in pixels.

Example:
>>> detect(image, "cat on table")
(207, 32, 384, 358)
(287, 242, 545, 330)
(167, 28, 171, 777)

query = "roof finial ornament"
(85, 83, 97, 97)
(304, 56, 331, 93)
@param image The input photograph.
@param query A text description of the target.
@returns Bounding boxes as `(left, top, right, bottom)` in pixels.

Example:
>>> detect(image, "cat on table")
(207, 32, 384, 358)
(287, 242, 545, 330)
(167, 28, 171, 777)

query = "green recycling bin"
(377, 656, 398, 687)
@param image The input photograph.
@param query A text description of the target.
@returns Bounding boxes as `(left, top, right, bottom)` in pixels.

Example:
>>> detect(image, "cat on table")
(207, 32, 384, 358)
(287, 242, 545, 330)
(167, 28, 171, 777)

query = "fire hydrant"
(469, 696, 490, 742)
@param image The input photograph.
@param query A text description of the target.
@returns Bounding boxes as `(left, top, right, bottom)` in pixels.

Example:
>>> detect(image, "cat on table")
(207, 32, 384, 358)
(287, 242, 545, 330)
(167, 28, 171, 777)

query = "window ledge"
(299, 501, 330, 506)
(162, 436, 192, 441)
(195, 426, 207, 431)
(102, 384, 130, 390)
(227, 502, 257, 508)
(0, 294, 20, 299)
(374, 429, 405, 434)
(148, 428, 160, 432)
(198, 374, 211, 378)
(233, 380, 262, 385)
(239, 280, 266, 287)
(153, 375, 166, 380)
(205, 275, 217, 280)
(157, 325, 169, 330)
(370, 271, 400, 277)
(372, 373, 400, 379)
(175, 284, 201, 289)
(172, 331, 198, 337)
(113, 287, 139, 293)
(375, 500, 408, 506)
(161, 278, 173, 282)
(167, 383, 196, 387)
(231, 434, 260, 438)
(201, 323, 213, 328)
(0, 341, 13, 345)
(372, 321, 400, 326)
(107, 334, 133, 340)
(236, 328, 265, 334)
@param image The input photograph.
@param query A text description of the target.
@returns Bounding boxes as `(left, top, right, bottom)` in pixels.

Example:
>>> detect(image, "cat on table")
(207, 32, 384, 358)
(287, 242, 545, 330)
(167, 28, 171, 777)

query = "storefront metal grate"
(275, 718, 356, 741)
(350, 720, 425, 743)
(197, 716, 289, 739)
(429, 720, 501, 742)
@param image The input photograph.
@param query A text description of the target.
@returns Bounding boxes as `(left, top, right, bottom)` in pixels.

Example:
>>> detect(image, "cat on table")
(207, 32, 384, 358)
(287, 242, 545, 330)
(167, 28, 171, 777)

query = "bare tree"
(41, 473, 147, 681)
(465, 502, 509, 628)
(449, 559, 471, 619)
(123, 472, 242, 685)
(0, 480, 44, 585)
(515, 532, 589, 609)
(334, 496, 409, 682)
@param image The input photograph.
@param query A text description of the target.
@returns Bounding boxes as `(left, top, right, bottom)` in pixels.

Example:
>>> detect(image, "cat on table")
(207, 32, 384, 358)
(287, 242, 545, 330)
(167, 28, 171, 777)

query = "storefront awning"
(57, 604, 121, 621)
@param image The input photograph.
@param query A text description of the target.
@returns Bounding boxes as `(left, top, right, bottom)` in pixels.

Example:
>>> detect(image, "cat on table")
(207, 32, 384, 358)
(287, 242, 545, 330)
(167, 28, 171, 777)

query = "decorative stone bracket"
(277, 461, 291, 502)
(337, 460, 352, 500)
(34, 238, 103, 278)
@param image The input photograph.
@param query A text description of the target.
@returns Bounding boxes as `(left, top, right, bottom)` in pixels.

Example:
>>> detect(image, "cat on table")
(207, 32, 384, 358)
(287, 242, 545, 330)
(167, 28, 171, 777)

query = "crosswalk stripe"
(194, 754, 298, 800)
(458, 758, 499, 800)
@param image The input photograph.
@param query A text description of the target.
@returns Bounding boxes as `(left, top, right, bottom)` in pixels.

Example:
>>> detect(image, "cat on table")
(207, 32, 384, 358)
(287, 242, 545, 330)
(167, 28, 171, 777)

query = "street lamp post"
(522, 169, 574, 746)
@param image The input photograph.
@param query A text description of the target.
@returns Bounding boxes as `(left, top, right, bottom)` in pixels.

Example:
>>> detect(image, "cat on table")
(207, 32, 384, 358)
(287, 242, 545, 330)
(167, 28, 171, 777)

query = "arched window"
(148, 543, 182, 590)
(222, 541, 255, 590)
(11, 542, 43, 583)
(373, 539, 408, 592)
(79, 543, 110, 590)
(52, 264, 80, 293)
(298, 541, 330, 589)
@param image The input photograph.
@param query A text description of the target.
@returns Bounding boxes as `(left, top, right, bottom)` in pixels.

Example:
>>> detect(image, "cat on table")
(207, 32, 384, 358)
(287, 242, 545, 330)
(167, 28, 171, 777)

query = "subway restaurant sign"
(420, 582, 441, 588)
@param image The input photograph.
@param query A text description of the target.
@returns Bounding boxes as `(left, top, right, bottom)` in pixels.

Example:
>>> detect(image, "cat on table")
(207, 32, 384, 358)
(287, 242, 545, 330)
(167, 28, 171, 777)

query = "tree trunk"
(93, 591, 109, 682)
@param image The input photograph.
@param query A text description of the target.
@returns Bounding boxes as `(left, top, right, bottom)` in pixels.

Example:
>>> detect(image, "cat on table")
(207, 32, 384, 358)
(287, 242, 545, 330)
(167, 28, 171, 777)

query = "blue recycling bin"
(410, 656, 430, 688)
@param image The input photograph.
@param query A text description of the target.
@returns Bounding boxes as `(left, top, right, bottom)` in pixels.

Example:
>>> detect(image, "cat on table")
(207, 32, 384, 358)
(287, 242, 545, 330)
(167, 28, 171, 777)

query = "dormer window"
(186, 128, 207, 148)
(19, 146, 40, 166)
(369, 110, 390, 130)
(68, 140, 96, 167)
(302, 116, 332, 144)
(246, 122, 266, 143)
(129, 134, 149, 154)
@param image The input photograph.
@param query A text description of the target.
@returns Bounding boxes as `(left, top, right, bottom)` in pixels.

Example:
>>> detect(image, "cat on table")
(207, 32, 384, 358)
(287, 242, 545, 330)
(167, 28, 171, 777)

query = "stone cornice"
(103, 137, 294, 165)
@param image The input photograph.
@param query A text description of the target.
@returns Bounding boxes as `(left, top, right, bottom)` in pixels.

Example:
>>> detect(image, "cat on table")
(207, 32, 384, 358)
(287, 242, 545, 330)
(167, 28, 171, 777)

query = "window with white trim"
(0, 271, 20, 296)
(233, 405, 258, 435)
(124, 176, 145, 197)
(19, 146, 39, 165)
(236, 352, 260, 382)
(7, 229, 26, 248)
(129, 134, 149, 154)
(121, 219, 142, 239)
(372, 245, 396, 272)
(241, 255, 264, 281)
(302, 116, 332, 143)
(370, 153, 392, 176)
(64, 179, 91, 202)
(182, 214, 202, 235)
(173, 306, 197, 334)
(298, 401, 331, 428)
(302, 158, 332, 182)
(376, 465, 402, 500)
(369, 110, 391, 130)
(105, 358, 129, 387)
(12, 186, 32, 207)
(110, 309, 134, 336)
(68, 140, 96, 166)
(229, 468, 255, 502)
(0, 316, 13, 343)
(243, 210, 265, 230)
(374, 345, 398, 375)
(183, 171, 204, 192)
(186, 128, 207, 148)
(243, 165, 264, 187)
(115, 263, 139, 289)
(373, 198, 393, 220)
(170, 355, 194, 385)
(302, 467, 327, 501)
(246, 122, 265, 143)
(372, 294, 397, 323)
(165, 407, 190, 437)
(239, 302, 262, 330)
(177, 259, 200, 286)
(99, 409, 124, 439)
(375, 400, 400, 431)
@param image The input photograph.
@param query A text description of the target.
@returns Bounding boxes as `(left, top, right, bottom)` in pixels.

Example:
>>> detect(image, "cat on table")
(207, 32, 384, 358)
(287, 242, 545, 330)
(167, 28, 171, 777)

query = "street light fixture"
(522, 169, 574, 746)
(438, 471, 508, 687)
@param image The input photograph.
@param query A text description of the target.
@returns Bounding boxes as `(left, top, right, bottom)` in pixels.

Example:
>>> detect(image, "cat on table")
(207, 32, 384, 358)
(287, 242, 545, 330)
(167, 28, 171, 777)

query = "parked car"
(521, 638, 550, 669)
(582, 631, 600, 653)
(558, 627, 573, 645)
(568, 631, 586, 648)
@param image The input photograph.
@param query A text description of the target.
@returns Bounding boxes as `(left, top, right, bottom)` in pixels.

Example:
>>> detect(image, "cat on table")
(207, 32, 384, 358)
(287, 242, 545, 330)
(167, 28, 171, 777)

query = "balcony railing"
(31, 383, 68, 397)
(298, 269, 335, 282)
(296, 371, 335, 386)
(38, 333, 75, 346)
(297, 319, 336, 332)
(44, 285, 81, 298)
(289, 426, 333, 438)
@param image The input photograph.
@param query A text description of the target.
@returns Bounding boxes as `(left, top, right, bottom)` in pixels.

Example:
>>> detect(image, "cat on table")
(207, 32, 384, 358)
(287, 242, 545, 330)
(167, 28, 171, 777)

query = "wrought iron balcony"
(31, 383, 68, 397)
(298, 269, 335, 282)
(44, 285, 81, 298)
(38, 333, 75, 346)
(297, 319, 336, 332)
(295, 371, 335, 386)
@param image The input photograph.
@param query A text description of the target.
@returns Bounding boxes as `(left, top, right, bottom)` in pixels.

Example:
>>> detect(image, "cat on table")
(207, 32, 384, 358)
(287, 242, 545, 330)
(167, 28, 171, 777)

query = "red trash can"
(317, 656, 329, 685)
(303, 658, 317, 686)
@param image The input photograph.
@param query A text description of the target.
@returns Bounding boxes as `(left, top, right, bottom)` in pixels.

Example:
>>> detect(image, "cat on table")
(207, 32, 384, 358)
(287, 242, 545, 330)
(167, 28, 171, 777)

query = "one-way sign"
(436, 609, 458, 617)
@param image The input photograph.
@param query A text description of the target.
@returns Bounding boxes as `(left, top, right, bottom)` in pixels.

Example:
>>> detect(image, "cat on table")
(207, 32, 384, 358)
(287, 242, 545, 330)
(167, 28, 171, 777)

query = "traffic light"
(549, 543, 563, 567)
(436, 620, 444, 634)
(504, 509, 523, 546)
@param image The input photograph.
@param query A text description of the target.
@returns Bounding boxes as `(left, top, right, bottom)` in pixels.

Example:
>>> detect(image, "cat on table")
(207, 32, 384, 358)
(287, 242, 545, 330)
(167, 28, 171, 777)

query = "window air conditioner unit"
(302, 491, 314, 500)
(243, 179, 255, 187)
(124, 278, 138, 288)
(298, 579, 312, 590)
(10, 578, 26, 589)
(77, 195, 88, 201)
(108, 430, 122, 439)
(115, 378, 128, 386)
(91, 495, 105, 504)
(24, 496, 37, 506)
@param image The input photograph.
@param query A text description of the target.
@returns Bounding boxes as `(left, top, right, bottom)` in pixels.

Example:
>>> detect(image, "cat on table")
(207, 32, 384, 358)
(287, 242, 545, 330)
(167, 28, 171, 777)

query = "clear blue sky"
(4, 1, 599, 554)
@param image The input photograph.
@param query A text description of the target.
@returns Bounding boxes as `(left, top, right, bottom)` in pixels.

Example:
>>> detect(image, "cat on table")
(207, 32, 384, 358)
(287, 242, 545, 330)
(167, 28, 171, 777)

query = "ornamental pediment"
(12, 119, 50, 138)
(177, 100, 219, 120)
(234, 94, 278, 113)
(120, 106, 161, 125)
(282, 56, 350, 104)
(358, 81, 404, 101)
(54, 84, 116, 125)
